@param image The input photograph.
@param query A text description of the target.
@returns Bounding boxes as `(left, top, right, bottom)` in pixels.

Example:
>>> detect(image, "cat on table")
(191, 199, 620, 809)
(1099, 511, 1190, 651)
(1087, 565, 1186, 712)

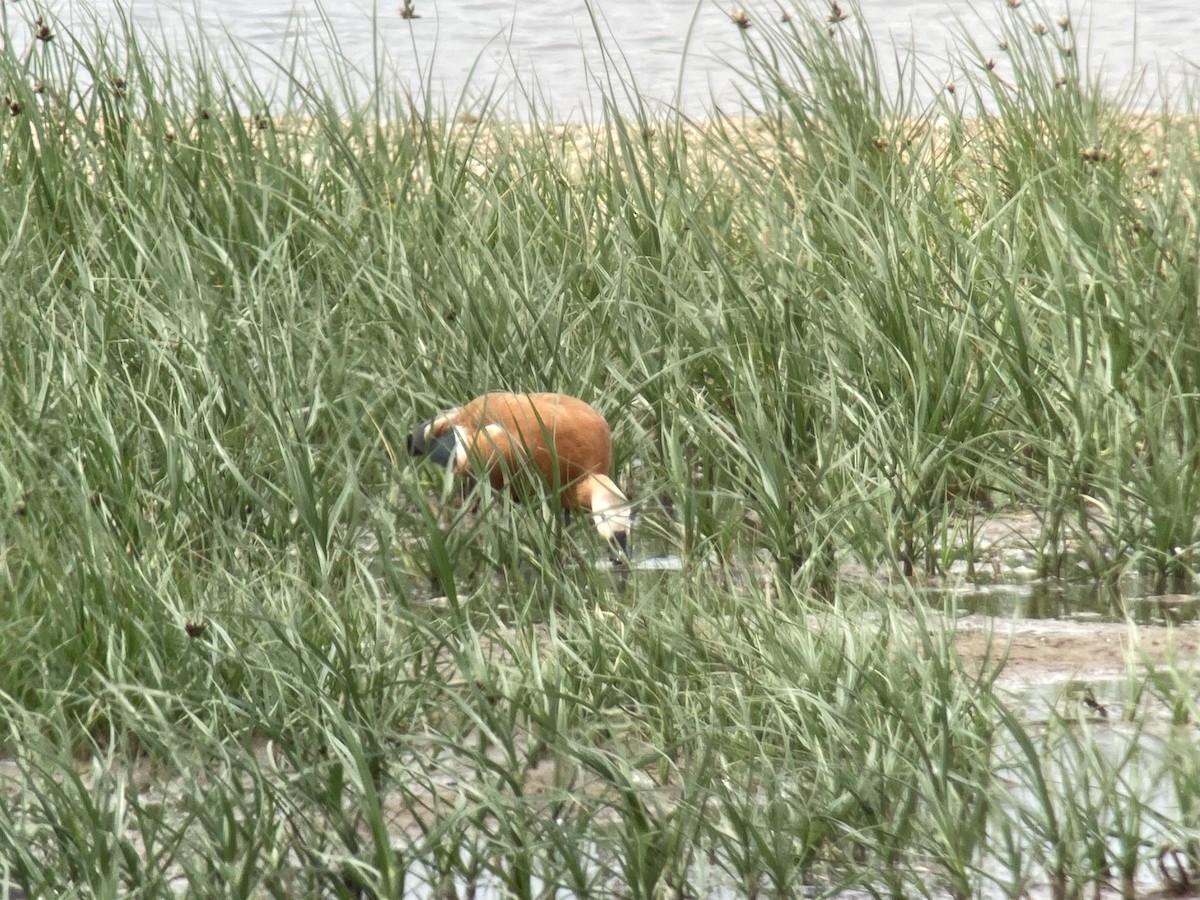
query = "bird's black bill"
(610, 531, 630, 563)
(407, 422, 430, 456)
(610, 532, 631, 592)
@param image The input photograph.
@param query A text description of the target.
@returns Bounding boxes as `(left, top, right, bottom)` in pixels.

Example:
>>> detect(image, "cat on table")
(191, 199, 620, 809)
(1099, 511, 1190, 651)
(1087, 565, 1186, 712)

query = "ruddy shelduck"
(408, 392, 631, 559)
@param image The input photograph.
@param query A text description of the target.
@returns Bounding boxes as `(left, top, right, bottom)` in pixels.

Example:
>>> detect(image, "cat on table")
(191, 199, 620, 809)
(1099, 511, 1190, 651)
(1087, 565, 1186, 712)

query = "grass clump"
(1, 0, 1200, 896)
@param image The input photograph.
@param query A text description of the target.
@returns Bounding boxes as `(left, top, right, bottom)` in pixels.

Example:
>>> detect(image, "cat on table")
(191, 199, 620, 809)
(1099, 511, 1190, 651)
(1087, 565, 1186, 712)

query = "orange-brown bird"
(408, 392, 631, 559)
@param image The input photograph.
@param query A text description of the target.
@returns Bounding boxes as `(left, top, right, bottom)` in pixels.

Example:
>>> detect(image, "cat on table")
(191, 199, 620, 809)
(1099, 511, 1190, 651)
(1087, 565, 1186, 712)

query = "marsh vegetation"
(1, 1, 1199, 896)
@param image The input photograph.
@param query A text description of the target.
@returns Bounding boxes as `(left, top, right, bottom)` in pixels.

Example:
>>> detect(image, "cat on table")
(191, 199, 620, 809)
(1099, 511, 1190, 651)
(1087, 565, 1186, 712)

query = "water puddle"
(925, 579, 1200, 626)
(631, 554, 684, 571)
(628, 548, 1200, 627)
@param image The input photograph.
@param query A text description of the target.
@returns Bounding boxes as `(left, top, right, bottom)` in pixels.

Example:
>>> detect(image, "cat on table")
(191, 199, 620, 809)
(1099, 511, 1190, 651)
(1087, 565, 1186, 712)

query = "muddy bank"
(954, 615, 1200, 681)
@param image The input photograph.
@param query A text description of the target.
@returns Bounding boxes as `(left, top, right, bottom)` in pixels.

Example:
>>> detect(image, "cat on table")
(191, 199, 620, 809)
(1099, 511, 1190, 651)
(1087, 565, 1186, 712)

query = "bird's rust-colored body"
(408, 392, 631, 557)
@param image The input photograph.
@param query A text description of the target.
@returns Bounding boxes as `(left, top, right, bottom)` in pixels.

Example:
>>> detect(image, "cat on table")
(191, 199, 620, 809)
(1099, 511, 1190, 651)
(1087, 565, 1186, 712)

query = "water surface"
(25, 0, 1200, 118)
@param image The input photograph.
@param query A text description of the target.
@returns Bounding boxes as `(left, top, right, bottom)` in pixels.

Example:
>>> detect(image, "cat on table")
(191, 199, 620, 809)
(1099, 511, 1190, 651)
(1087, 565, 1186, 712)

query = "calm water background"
(16, 0, 1200, 119)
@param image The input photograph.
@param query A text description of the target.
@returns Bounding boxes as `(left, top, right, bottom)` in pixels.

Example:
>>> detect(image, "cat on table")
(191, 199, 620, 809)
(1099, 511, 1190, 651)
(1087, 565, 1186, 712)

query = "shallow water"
(926, 578, 1200, 626)
(25, 0, 1200, 118)
(626, 547, 1200, 625)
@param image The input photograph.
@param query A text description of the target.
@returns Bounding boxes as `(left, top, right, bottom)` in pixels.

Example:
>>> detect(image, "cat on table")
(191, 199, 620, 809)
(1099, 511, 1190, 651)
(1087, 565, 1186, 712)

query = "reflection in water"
(926, 578, 1200, 625)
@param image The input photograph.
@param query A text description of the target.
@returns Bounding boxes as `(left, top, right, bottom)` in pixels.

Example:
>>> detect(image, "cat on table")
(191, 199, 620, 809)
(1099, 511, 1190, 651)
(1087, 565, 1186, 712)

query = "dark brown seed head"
(184, 620, 207, 639)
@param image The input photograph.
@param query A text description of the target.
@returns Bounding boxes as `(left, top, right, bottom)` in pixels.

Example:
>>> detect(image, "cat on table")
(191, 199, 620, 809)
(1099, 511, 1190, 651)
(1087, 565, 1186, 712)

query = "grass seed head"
(184, 620, 207, 639)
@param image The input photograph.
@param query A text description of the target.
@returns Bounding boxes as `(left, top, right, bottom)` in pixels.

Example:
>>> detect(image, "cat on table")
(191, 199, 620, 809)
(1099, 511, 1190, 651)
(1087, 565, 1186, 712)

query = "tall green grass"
(2, 0, 1199, 896)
